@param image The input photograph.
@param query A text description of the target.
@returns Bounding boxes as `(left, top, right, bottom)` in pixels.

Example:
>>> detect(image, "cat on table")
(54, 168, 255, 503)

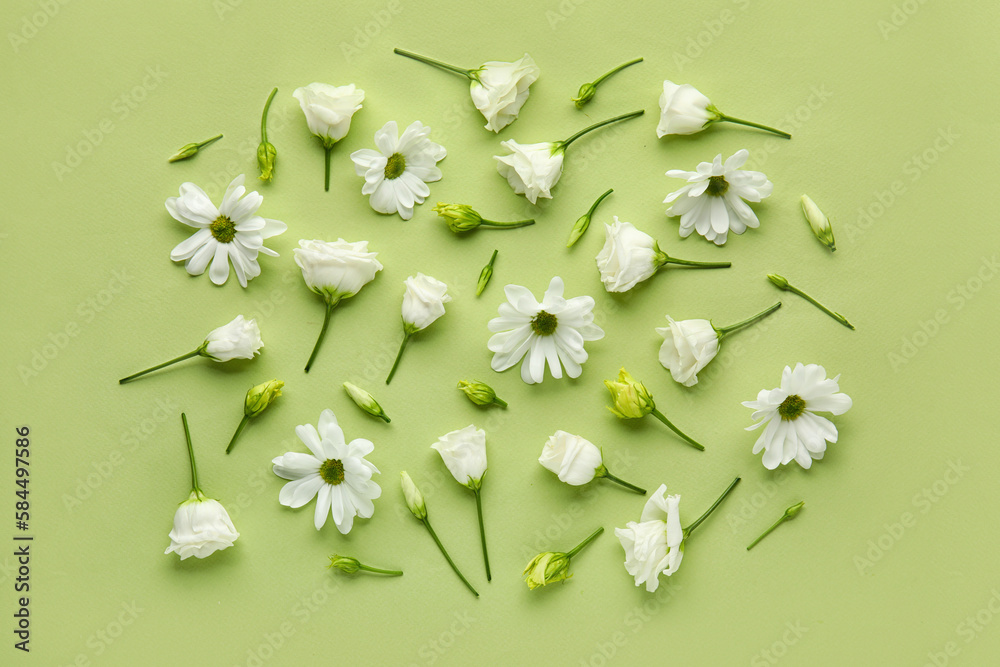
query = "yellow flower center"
(531, 310, 558, 336)
(210, 215, 236, 243)
(319, 458, 345, 485)
(706, 175, 729, 197)
(778, 395, 806, 421)
(384, 153, 406, 180)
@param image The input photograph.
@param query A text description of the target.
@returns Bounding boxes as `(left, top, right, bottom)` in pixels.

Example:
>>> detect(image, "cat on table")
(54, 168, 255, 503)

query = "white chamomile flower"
(487, 277, 604, 384)
(742, 363, 852, 470)
(350, 120, 446, 221)
(271, 409, 381, 533)
(167, 175, 287, 287)
(664, 149, 772, 246)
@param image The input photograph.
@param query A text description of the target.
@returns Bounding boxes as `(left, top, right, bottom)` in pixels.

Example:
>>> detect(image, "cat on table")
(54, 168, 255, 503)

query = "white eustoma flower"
(743, 363, 852, 470)
(488, 277, 604, 384)
(432, 425, 487, 489)
(272, 409, 381, 533)
(494, 140, 564, 205)
(615, 484, 683, 592)
(538, 431, 603, 485)
(470, 54, 540, 132)
(167, 175, 287, 287)
(350, 121, 446, 220)
(293, 83, 364, 146)
(664, 149, 773, 245)
(656, 80, 718, 137)
(656, 317, 719, 387)
(402, 273, 452, 333)
(294, 239, 383, 303)
(596, 218, 662, 292)
(202, 315, 263, 361)
(165, 493, 240, 560)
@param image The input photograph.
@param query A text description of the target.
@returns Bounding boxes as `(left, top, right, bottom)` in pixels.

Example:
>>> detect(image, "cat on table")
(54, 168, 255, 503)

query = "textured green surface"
(3, 0, 999, 664)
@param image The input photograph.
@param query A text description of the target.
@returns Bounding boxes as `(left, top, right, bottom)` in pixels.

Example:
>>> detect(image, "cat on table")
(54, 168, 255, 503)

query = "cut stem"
(684, 476, 741, 536)
(718, 113, 791, 139)
(480, 218, 535, 229)
(260, 87, 277, 143)
(600, 469, 646, 495)
(748, 501, 805, 550)
(592, 57, 644, 86)
(225, 415, 250, 455)
(715, 302, 782, 338)
(566, 526, 604, 558)
(393, 48, 473, 79)
(196, 133, 224, 149)
(781, 283, 854, 330)
(586, 188, 614, 217)
(358, 564, 404, 576)
(663, 256, 732, 269)
(385, 332, 411, 384)
(324, 145, 332, 192)
(422, 518, 479, 597)
(304, 301, 336, 373)
(649, 408, 705, 451)
(119, 349, 200, 384)
(181, 413, 202, 496)
(560, 110, 645, 149)
(473, 487, 491, 582)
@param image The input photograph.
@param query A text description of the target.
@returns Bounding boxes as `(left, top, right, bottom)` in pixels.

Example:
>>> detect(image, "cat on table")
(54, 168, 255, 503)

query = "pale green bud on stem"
(767, 274, 854, 330)
(433, 202, 534, 233)
(476, 250, 498, 297)
(257, 87, 278, 182)
(328, 554, 403, 576)
(800, 195, 836, 251)
(457, 380, 507, 408)
(522, 526, 603, 590)
(571, 57, 643, 108)
(747, 501, 805, 550)
(605, 368, 706, 451)
(168, 133, 223, 163)
(567, 188, 613, 247)
(343, 382, 390, 422)
(226, 380, 283, 454)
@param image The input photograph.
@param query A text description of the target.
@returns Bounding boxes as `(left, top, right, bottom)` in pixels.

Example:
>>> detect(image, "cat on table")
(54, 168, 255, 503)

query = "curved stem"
(473, 487, 491, 582)
(649, 408, 705, 451)
(359, 564, 404, 576)
(685, 476, 741, 536)
(324, 146, 332, 192)
(718, 113, 790, 139)
(663, 256, 732, 269)
(393, 48, 473, 79)
(566, 526, 604, 558)
(304, 301, 336, 373)
(560, 110, 645, 149)
(747, 515, 787, 551)
(385, 332, 411, 384)
(119, 349, 200, 384)
(784, 284, 855, 330)
(225, 415, 250, 455)
(586, 188, 614, 217)
(600, 469, 646, 495)
(716, 302, 782, 338)
(479, 218, 535, 229)
(181, 413, 202, 496)
(592, 57, 643, 86)
(260, 87, 277, 143)
(422, 518, 479, 597)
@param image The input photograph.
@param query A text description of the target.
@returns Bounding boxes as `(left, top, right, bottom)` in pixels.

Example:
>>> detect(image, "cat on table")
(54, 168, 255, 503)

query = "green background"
(3, 0, 998, 664)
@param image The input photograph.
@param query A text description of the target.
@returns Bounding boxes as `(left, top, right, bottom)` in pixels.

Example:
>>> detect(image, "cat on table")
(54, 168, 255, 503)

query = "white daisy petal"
(314, 484, 333, 530)
(278, 474, 325, 508)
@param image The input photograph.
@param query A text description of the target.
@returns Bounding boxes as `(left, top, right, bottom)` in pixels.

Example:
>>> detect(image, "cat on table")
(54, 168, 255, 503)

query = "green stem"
(119, 349, 200, 384)
(586, 188, 614, 217)
(715, 302, 782, 338)
(304, 301, 336, 373)
(684, 476, 741, 537)
(473, 487, 491, 582)
(717, 113, 791, 139)
(225, 415, 250, 455)
(747, 516, 787, 551)
(393, 48, 473, 79)
(197, 133, 223, 149)
(566, 526, 604, 558)
(260, 87, 277, 143)
(422, 518, 479, 597)
(492, 396, 508, 408)
(479, 218, 535, 229)
(358, 564, 404, 576)
(385, 332, 411, 384)
(784, 284, 855, 330)
(324, 145, 332, 192)
(560, 110, 645, 149)
(599, 469, 646, 495)
(592, 57, 643, 86)
(649, 408, 705, 451)
(181, 413, 202, 496)
(662, 256, 732, 269)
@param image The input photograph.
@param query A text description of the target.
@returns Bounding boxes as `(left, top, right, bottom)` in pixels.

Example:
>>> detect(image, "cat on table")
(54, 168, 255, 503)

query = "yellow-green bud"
(168, 134, 223, 163)
(604, 368, 655, 419)
(522, 551, 572, 589)
(767, 273, 790, 290)
(434, 203, 483, 232)
(244, 379, 283, 418)
(400, 471, 427, 520)
(343, 382, 390, 422)
(329, 554, 361, 574)
(566, 214, 591, 248)
(800, 194, 835, 251)
(572, 83, 597, 109)
(476, 249, 498, 297)
(784, 501, 805, 519)
(458, 380, 507, 408)
(257, 141, 277, 182)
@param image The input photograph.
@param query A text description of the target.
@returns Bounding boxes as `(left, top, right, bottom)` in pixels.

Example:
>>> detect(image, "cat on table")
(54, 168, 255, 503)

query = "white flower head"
(202, 315, 262, 362)
(350, 121, 446, 220)
(614, 484, 683, 592)
(656, 80, 719, 137)
(293, 83, 364, 146)
(431, 425, 487, 489)
(656, 316, 719, 387)
(470, 54, 540, 133)
(272, 409, 381, 533)
(487, 277, 604, 384)
(165, 492, 240, 560)
(167, 175, 287, 287)
(664, 149, 773, 245)
(494, 140, 564, 205)
(293, 239, 383, 303)
(402, 273, 451, 333)
(538, 431, 603, 486)
(742, 363, 852, 470)
(596, 218, 667, 293)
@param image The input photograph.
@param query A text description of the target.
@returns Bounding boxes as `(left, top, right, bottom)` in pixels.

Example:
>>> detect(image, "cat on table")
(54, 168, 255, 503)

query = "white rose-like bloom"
(165, 493, 240, 560)
(293, 239, 383, 303)
(431, 425, 487, 489)
(402, 273, 452, 333)
(293, 83, 364, 146)
(351, 120, 446, 220)
(538, 431, 603, 486)
(470, 54, 540, 133)
(595, 218, 666, 293)
(656, 80, 719, 137)
(614, 484, 683, 592)
(743, 363, 852, 470)
(202, 315, 262, 361)
(494, 141, 564, 205)
(664, 149, 773, 245)
(655, 317, 720, 387)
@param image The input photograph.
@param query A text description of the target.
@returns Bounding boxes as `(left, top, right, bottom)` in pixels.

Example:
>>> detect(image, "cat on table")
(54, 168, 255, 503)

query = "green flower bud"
(329, 554, 361, 574)
(458, 380, 507, 408)
(800, 194, 835, 251)
(523, 551, 572, 589)
(567, 188, 613, 247)
(572, 83, 597, 109)
(604, 368, 654, 419)
(784, 500, 805, 519)
(244, 379, 283, 418)
(476, 250, 498, 297)
(400, 471, 426, 520)
(343, 382, 390, 422)
(434, 203, 484, 232)
(257, 141, 277, 182)
(767, 273, 790, 290)
(168, 134, 223, 163)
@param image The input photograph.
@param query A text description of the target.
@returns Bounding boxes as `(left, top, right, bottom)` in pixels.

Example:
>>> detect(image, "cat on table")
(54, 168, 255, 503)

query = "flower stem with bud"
(476, 250, 499, 297)
(257, 87, 278, 182)
(747, 501, 805, 550)
(767, 275, 854, 330)
(567, 188, 613, 247)
(572, 57, 643, 108)
(168, 134, 223, 163)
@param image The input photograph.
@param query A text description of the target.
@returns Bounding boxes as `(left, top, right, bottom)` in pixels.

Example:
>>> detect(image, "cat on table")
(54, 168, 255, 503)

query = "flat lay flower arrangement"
(130, 48, 859, 597)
